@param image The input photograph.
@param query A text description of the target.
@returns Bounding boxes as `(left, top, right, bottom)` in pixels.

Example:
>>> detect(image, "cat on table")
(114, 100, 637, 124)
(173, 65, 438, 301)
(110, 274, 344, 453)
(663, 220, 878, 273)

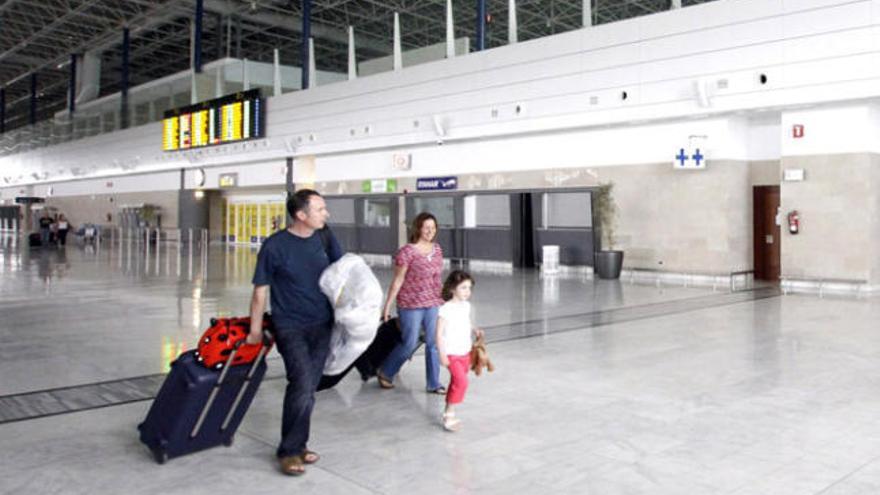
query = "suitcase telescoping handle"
(190, 329, 273, 439)
(219, 330, 273, 431)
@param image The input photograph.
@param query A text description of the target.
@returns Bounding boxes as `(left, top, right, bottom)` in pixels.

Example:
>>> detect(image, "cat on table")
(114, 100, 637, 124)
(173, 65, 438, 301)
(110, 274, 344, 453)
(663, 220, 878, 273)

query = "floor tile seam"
(0, 374, 167, 400)
(0, 292, 719, 399)
(0, 356, 285, 399)
(717, 440, 840, 495)
(0, 397, 154, 426)
(811, 453, 880, 495)
(196, 425, 387, 493)
(0, 290, 780, 424)
(481, 288, 780, 336)
(483, 289, 782, 346)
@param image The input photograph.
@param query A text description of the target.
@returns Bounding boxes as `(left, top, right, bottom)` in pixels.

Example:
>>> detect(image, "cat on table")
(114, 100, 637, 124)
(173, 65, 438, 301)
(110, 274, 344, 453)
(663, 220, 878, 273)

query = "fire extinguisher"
(787, 210, 800, 235)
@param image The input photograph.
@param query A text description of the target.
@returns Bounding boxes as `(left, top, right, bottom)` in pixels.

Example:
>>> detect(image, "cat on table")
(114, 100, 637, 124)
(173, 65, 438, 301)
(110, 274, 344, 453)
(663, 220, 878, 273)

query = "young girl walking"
(436, 270, 484, 432)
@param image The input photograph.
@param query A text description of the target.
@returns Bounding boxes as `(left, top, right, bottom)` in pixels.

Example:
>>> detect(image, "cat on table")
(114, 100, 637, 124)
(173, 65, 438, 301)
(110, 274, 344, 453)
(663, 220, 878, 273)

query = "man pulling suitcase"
(246, 189, 343, 476)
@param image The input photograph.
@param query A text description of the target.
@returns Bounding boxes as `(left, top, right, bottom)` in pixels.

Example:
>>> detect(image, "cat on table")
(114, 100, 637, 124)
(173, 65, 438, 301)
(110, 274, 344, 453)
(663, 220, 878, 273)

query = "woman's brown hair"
(408, 212, 438, 244)
(441, 270, 474, 301)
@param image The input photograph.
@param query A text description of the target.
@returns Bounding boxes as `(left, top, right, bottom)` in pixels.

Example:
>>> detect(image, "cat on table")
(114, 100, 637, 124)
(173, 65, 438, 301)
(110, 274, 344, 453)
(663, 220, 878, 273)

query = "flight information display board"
(162, 89, 265, 151)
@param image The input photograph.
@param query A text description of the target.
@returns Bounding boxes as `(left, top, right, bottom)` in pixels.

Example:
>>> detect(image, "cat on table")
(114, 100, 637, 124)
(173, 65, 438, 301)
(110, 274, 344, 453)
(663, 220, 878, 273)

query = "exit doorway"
(753, 186, 781, 281)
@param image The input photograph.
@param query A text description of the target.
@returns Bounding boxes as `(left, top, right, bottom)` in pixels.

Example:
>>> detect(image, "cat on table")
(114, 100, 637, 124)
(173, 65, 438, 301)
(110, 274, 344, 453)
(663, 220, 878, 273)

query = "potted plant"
(594, 182, 624, 279)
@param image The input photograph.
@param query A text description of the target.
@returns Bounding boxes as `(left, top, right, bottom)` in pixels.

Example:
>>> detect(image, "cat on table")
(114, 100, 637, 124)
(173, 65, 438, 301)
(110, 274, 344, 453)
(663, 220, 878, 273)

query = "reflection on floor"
(2, 234, 880, 494)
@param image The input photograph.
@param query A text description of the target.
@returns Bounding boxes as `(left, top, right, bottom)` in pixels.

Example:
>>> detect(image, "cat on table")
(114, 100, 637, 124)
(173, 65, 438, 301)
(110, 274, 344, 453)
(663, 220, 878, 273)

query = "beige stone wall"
(592, 160, 751, 273)
(320, 161, 754, 275)
(750, 160, 780, 186)
(44, 191, 179, 229)
(780, 153, 879, 283)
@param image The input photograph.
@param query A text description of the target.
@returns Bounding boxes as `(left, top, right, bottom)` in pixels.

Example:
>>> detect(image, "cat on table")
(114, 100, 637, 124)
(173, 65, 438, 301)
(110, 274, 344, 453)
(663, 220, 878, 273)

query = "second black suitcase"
(137, 345, 268, 464)
(318, 318, 409, 390)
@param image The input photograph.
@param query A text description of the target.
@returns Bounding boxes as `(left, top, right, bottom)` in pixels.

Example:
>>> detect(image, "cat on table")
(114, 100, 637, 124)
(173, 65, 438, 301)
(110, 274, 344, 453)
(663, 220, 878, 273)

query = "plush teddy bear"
(469, 334, 495, 376)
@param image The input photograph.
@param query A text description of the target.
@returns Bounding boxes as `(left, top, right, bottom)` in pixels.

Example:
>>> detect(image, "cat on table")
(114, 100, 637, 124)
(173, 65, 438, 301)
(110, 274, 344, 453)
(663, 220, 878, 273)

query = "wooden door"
(753, 186, 781, 281)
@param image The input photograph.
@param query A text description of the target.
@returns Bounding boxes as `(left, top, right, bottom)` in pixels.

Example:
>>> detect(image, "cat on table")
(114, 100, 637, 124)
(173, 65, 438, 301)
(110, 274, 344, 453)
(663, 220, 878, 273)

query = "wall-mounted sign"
(14, 196, 44, 204)
(783, 168, 805, 182)
(219, 173, 238, 188)
(792, 124, 804, 139)
(361, 179, 398, 193)
(391, 153, 412, 171)
(673, 148, 706, 170)
(162, 89, 265, 151)
(416, 176, 458, 191)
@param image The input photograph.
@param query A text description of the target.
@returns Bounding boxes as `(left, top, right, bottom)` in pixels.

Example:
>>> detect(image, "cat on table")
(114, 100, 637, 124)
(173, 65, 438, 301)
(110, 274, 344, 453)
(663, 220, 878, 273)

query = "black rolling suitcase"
(28, 233, 41, 248)
(138, 341, 270, 464)
(318, 318, 412, 390)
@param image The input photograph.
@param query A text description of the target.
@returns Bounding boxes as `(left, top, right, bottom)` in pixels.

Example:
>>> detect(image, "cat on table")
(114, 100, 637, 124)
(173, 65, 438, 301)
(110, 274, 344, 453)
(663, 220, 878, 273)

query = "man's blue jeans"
(273, 320, 332, 459)
(380, 306, 442, 391)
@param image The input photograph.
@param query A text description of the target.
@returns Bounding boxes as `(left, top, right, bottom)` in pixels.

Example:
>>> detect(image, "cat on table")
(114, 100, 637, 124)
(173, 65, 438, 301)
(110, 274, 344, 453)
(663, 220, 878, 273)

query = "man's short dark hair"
(286, 189, 322, 219)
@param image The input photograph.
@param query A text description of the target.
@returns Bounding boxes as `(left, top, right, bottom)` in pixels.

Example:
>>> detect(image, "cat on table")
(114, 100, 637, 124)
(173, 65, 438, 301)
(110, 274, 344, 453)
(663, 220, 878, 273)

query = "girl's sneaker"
(441, 412, 461, 432)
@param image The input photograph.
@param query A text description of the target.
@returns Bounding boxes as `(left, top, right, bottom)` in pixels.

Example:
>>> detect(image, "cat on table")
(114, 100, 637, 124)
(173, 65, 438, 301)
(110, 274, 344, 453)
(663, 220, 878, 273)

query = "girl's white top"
(438, 300, 473, 356)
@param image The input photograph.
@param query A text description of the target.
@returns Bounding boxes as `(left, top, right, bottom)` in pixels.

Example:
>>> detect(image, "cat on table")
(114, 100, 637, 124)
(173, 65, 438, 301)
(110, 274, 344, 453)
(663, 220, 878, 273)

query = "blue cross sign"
(676, 148, 688, 167)
(673, 147, 707, 170)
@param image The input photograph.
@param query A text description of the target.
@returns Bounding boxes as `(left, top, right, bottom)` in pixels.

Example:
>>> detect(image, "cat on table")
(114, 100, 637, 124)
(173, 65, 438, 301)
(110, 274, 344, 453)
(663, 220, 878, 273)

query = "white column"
(583, 0, 592, 27)
(508, 0, 518, 44)
(215, 66, 223, 98)
(308, 38, 317, 88)
(273, 49, 282, 96)
(348, 26, 357, 80)
(393, 12, 402, 70)
(242, 58, 250, 90)
(446, 0, 455, 59)
(190, 68, 198, 104)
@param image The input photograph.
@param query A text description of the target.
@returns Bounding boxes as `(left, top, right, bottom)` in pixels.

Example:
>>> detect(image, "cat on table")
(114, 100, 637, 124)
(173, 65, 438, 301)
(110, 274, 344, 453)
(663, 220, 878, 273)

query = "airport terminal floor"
(2, 234, 880, 494)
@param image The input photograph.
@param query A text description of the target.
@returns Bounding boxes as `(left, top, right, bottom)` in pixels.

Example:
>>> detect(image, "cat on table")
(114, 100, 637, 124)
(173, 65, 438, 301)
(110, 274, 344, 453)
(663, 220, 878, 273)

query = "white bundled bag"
(320, 253, 383, 375)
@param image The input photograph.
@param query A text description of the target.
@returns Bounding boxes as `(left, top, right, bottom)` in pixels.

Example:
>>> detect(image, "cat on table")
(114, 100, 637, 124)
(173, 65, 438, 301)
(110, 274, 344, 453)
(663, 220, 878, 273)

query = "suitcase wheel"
(151, 448, 168, 465)
(223, 436, 234, 447)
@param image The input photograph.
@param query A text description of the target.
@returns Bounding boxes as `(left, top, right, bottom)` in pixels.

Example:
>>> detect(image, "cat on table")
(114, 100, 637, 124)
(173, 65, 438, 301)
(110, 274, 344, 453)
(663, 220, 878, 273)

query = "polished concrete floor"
(2, 233, 880, 494)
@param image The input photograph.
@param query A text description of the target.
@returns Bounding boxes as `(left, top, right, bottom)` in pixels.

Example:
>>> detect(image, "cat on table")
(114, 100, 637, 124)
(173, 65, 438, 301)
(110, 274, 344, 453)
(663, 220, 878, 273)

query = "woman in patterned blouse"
(377, 212, 446, 393)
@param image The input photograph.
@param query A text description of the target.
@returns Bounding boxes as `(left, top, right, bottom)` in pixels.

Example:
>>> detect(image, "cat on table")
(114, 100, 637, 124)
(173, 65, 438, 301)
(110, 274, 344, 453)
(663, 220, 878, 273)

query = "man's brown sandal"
(279, 455, 306, 476)
(303, 450, 320, 464)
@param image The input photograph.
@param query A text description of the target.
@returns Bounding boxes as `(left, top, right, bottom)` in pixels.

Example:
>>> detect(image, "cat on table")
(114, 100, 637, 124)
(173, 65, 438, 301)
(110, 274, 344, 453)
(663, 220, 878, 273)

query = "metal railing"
(101, 226, 210, 278)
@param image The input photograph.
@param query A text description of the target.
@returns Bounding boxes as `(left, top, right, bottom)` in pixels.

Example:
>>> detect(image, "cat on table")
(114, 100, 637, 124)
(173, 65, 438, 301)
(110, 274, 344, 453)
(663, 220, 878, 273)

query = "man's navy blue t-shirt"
(252, 228, 343, 329)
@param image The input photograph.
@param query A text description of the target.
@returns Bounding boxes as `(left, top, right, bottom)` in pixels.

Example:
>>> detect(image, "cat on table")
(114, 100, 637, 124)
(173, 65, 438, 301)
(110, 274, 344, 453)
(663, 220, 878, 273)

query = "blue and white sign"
(416, 176, 458, 191)
(673, 147, 706, 170)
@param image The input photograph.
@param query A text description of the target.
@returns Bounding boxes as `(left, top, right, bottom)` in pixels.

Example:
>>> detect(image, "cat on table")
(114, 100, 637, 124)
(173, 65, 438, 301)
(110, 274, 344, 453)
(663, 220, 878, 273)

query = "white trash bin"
(542, 245, 560, 275)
